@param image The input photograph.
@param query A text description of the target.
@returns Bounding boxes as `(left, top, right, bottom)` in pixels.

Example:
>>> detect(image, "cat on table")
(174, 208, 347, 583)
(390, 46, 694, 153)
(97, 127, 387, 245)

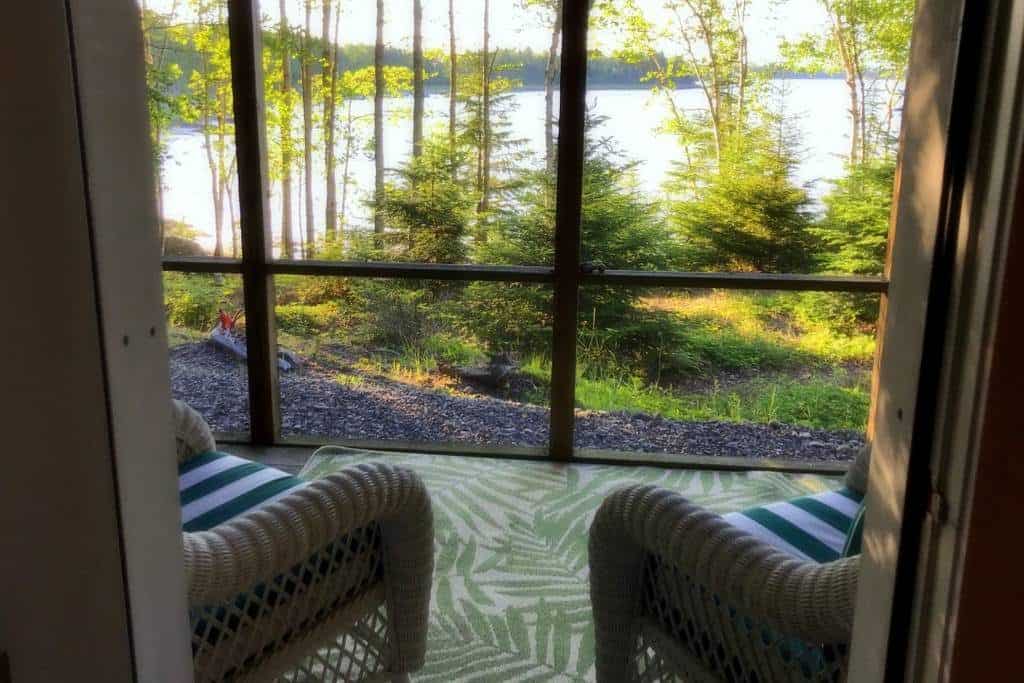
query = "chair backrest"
(844, 440, 872, 496)
(172, 400, 217, 464)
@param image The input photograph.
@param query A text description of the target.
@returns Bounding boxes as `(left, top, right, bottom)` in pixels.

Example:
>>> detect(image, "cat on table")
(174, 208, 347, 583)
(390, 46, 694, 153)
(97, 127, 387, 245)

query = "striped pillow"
(178, 451, 306, 532)
(843, 502, 866, 556)
(723, 487, 864, 563)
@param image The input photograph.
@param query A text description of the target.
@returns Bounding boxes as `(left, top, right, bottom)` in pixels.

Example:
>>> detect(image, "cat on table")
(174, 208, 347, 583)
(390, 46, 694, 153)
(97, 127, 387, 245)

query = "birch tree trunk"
(301, 0, 315, 256)
(478, 0, 491, 215)
(544, 1, 563, 177)
(413, 0, 424, 159)
(448, 0, 458, 179)
(279, 0, 294, 259)
(374, 0, 385, 235)
(322, 0, 338, 243)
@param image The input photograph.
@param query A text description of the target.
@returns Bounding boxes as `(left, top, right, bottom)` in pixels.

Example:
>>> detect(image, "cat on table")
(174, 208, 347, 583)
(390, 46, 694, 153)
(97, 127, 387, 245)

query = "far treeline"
(149, 0, 914, 390)
(157, 35, 843, 95)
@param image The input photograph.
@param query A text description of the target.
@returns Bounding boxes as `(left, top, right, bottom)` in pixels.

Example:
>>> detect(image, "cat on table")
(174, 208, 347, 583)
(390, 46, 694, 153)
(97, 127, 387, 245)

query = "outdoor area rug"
(299, 449, 842, 682)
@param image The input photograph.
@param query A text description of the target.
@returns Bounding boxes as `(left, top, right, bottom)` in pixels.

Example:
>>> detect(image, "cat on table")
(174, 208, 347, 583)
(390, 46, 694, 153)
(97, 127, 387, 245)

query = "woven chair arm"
(590, 484, 859, 645)
(171, 399, 217, 464)
(183, 462, 433, 606)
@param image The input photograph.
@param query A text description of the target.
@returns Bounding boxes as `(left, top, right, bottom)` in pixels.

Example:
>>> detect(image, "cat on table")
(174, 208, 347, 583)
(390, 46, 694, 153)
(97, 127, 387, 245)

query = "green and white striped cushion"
(723, 487, 864, 563)
(178, 451, 306, 532)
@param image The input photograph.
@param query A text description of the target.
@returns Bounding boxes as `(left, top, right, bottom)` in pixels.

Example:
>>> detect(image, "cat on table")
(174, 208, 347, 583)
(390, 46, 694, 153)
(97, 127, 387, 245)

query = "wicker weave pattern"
(174, 403, 433, 682)
(184, 464, 433, 682)
(844, 442, 872, 496)
(173, 399, 217, 464)
(589, 484, 858, 682)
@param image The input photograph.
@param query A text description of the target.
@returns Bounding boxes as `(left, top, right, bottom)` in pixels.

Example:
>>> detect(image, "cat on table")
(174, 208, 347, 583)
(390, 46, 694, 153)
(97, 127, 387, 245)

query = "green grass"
(166, 326, 206, 348)
(168, 289, 877, 432)
(574, 369, 869, 431)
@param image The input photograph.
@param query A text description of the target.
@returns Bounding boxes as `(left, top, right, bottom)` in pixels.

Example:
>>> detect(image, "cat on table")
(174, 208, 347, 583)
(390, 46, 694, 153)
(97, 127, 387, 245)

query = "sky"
(147, 0, 830, 65)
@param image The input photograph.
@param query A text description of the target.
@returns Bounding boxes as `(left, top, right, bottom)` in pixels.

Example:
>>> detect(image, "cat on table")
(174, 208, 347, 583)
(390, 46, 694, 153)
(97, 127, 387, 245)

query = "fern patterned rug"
(300, 449, 840, 682)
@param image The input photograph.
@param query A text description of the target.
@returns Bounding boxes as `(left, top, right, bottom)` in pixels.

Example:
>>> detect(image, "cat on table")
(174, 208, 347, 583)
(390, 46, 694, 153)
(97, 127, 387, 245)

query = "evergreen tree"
(671, 147, 819, 273)
(816, 160, 895, 276)
(377, 136, 474, 264)
(464, 123, 676, 351)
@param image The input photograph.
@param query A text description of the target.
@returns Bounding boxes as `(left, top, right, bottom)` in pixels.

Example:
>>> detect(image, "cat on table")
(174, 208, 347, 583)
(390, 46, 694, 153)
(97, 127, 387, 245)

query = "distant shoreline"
(167, 76, 848, 132)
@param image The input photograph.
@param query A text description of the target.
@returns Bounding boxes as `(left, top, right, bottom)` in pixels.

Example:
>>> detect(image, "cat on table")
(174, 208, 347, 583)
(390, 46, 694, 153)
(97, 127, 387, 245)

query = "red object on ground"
(217, 309, 242, 332)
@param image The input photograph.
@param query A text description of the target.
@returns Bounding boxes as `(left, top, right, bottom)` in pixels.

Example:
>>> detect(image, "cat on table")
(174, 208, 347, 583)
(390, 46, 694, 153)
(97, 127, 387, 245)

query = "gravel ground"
(170, 341, 863, 463)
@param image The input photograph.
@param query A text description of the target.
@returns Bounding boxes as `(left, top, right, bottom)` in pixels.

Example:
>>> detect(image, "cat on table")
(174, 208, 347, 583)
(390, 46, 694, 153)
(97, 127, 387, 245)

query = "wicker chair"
(589, 446, 870, 682)
(172, 400, 433, 682)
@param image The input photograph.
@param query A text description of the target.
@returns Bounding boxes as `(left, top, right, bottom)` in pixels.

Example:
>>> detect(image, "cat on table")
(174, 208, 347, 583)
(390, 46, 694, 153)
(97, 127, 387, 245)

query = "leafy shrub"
(347, 279, 446, 349)
(793, 291, 879, 336)
(577, 309, 802, 383)
(162, 219, 206, 257)
(163, 272, 242, 330)
(275, 303, 343, 337)
(460, 281, 553, 354)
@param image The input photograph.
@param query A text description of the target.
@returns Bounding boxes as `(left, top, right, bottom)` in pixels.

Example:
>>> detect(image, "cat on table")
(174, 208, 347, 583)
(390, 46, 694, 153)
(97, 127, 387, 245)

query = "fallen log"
(211, 326, 297, 372)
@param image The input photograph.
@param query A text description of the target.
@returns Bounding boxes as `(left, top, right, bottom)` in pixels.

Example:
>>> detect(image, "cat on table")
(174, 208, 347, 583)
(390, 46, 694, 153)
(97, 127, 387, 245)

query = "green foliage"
(139, 8, 185, 167)
(275, 303, 343, 336)
(460, 281, 553, 354)
(375, 137, 475, 264)
(816, 160, 895, 275)
(163, 272, 242, 330)
(162, 219, 207, 257)
(574, 370, 869, 431)
(466, 123, 676, 352)
(805, 160, 896, 324)
(792, 291, 880, 336)
(149, 0, 909, 438)
(577, 307, 800, 383)
(672, 156, 820, 273)
(344, 279, 459, 350)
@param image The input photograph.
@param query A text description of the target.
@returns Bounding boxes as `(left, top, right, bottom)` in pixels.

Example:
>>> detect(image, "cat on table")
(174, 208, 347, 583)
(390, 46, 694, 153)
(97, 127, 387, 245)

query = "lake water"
(161, 79, 866, 252)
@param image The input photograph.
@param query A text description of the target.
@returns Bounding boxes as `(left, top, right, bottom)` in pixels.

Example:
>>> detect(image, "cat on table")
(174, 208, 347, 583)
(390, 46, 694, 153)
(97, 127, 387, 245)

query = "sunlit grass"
(574, 370, 870, 430)
(640, 290, 876, 366)
(169, 290, 876, 431)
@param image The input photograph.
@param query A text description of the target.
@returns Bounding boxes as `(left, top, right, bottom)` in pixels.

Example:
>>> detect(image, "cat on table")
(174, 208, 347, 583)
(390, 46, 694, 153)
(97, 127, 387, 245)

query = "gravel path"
(170, 341, 863, 463)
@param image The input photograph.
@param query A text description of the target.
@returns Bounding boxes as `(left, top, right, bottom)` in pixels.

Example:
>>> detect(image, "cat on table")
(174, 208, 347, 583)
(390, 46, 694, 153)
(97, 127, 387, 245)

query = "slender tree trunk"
(478, 0, 491, 215)
(736, 0, 749, 134)
(825, 4, 862, 164)
(301, 0, 315, 256)
(212, 182, 224, 257)
(297, 162, 305, 257)
(413, 0, 424, 159)
(340, 102, 355, 229)
(679, 3, 723, 161)
(204, 129, 224, 257)
(328, 10, 341, 242)
(154, 129, 166, 251)
(544, 1, 563, 178)
(279, 0, 294, 259)
(856, 59, 868, 161)
(448, 0, 458, 176)
(227, 180, 237, 258)
(202, 106, 225, 257)
(374, 0, 385, 235)
(322, 0, 338, 243)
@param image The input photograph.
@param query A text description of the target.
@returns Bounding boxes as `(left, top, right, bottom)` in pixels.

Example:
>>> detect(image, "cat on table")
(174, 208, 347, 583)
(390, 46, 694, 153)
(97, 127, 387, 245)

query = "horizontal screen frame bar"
(163, 259, 889, 293)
